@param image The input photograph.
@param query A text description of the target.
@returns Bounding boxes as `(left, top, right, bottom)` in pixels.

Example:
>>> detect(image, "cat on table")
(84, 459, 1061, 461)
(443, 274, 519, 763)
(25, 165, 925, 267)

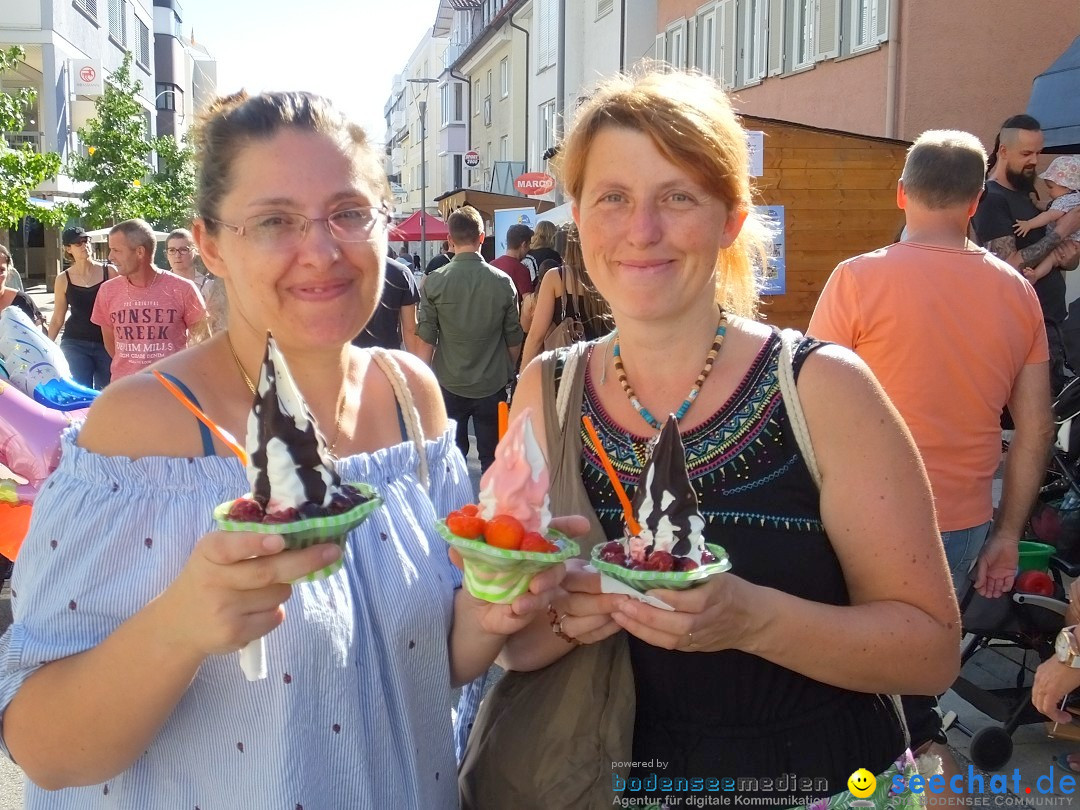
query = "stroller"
(945, 375, 1080, 771)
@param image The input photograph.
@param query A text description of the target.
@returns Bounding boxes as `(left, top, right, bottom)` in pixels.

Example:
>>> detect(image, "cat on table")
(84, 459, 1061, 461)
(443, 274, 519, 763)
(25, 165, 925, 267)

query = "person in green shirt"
(416, 206, 523, 471)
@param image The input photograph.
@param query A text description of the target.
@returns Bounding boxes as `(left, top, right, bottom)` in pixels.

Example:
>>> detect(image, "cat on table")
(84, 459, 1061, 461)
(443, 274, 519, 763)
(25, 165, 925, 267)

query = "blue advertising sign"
(492, 207, 537, 257)
(757, 205, 786, 296)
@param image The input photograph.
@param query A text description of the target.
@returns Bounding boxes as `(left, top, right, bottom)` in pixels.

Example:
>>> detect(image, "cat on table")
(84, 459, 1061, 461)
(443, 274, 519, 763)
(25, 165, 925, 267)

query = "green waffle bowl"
(213, 483, 382, 582)
(590, 542, 731, 593)
(436, 520, 579, 604)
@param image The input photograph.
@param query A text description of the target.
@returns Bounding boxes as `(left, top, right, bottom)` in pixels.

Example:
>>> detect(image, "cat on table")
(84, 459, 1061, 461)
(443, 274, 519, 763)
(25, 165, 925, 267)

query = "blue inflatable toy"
(33, 377, 99, 411)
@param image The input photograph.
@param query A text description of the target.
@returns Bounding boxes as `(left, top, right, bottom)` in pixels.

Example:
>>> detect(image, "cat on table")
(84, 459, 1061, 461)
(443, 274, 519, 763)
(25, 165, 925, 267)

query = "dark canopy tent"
(1028, 35, 1080, 153)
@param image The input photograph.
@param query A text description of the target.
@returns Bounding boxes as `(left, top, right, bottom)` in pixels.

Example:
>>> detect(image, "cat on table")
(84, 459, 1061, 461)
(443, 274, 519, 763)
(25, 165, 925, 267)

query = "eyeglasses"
(208, 206, 389, 249)
(166, 247, 194, 256)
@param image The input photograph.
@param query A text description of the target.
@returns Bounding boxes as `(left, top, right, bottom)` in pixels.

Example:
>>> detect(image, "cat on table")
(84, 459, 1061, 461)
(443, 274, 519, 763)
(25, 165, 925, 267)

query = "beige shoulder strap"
(369, 348, 430, 490)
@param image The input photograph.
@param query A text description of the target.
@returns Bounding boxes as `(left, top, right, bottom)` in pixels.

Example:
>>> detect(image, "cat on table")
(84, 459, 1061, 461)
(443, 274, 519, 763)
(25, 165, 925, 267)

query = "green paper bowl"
(590, 542, 731, 593)
(213, 483, 382, 582)
(436, 520, 579, 604)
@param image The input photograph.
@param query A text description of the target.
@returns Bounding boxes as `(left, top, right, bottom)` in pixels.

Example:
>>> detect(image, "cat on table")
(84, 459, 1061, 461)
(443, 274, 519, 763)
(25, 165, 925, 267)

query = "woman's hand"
(1032, 657, 1080, 724)
(155, 531, 342, 659)
(548, 559, 629, 645)
(453, 550, 568, 636)
(611, 573, 755, 652)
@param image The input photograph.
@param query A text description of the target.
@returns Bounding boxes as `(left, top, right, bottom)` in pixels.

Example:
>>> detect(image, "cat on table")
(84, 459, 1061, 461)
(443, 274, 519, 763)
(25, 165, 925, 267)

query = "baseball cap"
(1039, 156, 1080, 192)
(62, 226, 88, 246)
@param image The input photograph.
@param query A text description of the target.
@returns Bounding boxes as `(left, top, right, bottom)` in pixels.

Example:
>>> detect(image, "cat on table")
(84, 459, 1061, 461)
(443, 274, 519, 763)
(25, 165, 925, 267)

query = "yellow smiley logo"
(847, 768, 877, 798)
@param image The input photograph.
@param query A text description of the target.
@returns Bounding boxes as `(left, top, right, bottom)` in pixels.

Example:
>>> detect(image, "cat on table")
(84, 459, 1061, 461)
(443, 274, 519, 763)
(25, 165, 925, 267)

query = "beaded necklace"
(612, 311, 727, 431)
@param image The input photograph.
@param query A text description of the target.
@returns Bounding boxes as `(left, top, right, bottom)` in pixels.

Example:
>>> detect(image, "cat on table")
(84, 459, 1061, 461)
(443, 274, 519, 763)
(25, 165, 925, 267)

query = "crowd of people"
(0, 65, 1078, 808)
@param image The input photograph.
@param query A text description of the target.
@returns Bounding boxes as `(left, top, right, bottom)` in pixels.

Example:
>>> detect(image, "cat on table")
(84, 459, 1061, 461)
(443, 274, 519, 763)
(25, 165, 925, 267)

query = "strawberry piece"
(460, 504, 480, 517)
(700, 549, 717, 564)
(447, 514, 487, 540)
(521, 532, 558, 553)
(484, 515, 526, 550)
(640, 551, 674, 572)
(227, 498, 265, 523)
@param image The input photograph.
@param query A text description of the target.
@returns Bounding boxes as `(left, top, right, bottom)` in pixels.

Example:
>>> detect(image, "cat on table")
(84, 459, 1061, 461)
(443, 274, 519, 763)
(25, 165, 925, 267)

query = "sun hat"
(1039, 156, 1080, 192)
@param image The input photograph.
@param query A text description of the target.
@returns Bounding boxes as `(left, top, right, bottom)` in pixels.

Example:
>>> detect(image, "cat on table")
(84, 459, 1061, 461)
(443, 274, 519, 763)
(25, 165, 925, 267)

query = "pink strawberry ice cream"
(477, 409, 552, 533)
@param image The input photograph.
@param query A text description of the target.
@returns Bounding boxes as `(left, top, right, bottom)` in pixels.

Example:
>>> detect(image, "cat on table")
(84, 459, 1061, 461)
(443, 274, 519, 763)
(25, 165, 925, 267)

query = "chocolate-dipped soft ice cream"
(247, 335, 341, 513)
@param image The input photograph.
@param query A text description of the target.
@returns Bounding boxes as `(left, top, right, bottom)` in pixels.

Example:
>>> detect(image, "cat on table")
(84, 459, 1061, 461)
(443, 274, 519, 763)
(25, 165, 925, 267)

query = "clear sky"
(177, 0, 442, 146)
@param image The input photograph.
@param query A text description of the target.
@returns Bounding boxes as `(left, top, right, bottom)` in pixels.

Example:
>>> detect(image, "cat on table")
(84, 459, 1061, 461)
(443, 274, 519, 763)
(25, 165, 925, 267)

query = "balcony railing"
(443, 41, 465, 70)
(4, 131, 41, 152)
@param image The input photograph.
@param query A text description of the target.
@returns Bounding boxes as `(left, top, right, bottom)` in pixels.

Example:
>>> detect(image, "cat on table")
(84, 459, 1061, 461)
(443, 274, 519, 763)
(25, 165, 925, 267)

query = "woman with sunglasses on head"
(0, 91, 564, 809)
(501, 70, 960, 808)
(47, 227, 117, 389)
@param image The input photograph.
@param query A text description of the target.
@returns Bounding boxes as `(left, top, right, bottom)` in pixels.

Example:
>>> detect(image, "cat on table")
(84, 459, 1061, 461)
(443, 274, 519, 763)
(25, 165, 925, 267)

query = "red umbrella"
(389, 211, 450, 242)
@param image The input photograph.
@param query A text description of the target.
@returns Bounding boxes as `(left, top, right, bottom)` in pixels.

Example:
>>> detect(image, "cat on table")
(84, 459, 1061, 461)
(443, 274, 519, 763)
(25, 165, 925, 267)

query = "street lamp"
(407, 77, 438, 268)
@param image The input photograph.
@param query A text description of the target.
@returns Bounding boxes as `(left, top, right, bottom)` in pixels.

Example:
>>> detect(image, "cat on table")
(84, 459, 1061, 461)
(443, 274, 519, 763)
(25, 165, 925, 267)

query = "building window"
(538, 99, 555, 164)
(442, 82, 465, 126)
(596, 0, 613, 19)
(739, 0, 767, 85)
(137, 18, 151, 68)
(155, 83, 181, 110)
(500, 57, 509, 98)
(73, 0, 97, 20)
(536, 0, 558, 70)
(108, 0, 126, 45)
(792, 0, 814, 69)
(452, 154, 463, 189)
(500, 135, 509, 160)
(474, 79, 480, 115)
(848, 0, 887, 52)
(694, 8, 717, 76)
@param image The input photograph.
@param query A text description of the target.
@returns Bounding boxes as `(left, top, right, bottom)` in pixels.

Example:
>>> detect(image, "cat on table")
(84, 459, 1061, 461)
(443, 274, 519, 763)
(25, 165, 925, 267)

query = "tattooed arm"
(985, 231, 1062, 269)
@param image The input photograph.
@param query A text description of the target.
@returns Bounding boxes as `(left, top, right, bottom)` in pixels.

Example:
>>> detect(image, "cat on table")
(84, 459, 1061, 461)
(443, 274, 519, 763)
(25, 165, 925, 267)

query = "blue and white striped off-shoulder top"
(0, 424, 473, 809)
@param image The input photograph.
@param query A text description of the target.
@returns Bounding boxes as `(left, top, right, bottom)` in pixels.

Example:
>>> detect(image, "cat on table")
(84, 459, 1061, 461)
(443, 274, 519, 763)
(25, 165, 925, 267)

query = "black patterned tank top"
(579, 330, 905, 800)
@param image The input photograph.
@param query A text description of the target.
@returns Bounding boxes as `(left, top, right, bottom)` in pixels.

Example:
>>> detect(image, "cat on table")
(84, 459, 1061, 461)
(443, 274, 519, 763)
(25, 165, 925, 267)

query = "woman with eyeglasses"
(0, 91, 566, 808)
(46, 227, 117, 389)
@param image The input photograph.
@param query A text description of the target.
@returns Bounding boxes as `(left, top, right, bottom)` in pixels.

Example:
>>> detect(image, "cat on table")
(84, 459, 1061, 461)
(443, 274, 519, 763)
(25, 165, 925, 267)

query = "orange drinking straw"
(152, 371, 249, 465)
(582, 415, 641, 535)
(498, 400, 509, 440)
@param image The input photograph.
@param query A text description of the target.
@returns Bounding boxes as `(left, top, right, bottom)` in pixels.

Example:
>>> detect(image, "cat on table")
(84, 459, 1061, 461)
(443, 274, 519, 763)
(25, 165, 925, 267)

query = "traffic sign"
(463, 150, 481, 169)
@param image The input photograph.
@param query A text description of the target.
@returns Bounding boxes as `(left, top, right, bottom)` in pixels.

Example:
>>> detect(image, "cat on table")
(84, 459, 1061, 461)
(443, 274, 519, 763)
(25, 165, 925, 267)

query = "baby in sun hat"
(1014, 155, 1080, 241)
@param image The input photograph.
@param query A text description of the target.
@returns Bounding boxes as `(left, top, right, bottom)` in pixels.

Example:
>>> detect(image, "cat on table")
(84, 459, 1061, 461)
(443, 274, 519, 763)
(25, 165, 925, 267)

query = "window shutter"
(537, 1, 550, 69)
(655, 32, 666, 62)
(875, 0, 889, 42)
(688, 16, 698, 70)
(720, 0, 737, 88)
(814, 0, 840, 59)
(547, 0, 559, 68)
(767, 0, 785, 76)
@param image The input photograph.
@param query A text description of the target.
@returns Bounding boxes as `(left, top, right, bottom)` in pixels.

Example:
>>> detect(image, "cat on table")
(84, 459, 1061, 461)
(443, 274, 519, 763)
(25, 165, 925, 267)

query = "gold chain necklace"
(227, 336, 350, 458)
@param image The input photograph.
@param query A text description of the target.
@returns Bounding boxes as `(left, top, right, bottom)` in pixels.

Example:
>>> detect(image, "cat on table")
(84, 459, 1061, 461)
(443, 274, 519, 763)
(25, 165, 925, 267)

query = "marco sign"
(514, 172, 555, 196)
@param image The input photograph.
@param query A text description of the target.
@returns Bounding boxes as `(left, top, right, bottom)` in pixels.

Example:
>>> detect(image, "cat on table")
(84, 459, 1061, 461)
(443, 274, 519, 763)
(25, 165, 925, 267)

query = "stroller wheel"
(969, 726, 1013, 771)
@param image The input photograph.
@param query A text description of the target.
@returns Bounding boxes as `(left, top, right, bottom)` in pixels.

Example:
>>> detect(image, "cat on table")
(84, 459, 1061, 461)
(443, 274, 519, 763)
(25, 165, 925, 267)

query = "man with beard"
(974, 115, 1080, 392)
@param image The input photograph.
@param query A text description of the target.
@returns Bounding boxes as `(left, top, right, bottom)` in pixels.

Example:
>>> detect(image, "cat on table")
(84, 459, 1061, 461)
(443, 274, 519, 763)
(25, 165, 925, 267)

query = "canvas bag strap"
(776, 328, 911, 752)
(369, 347, 430, 490)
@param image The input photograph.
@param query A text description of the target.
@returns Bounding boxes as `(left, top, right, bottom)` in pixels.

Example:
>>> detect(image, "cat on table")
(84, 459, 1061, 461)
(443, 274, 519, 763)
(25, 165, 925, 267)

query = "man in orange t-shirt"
(810, 130, 1052, 767)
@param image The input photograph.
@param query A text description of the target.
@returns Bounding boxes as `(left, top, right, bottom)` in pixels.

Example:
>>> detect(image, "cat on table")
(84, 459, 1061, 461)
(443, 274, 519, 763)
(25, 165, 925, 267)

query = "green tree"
(137, 133, 196, 230)
(0, 47, 75, 229)
(67, 52, 155, 226)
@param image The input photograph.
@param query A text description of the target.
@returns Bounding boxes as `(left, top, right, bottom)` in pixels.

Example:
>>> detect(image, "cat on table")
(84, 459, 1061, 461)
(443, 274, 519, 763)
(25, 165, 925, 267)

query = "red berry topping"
(700, 549, 717, 564)
(521, 532, 558, 553)
(674, 556, 699, 572)
(640, 551, 674, 572)
(446, 513, 487, 540)
(460, 504, 480, 517)
(263, 507, 300, 524)
(227, 498, 265, 523)
(484, 515, 526, 550)
(599, 541, 627, 566)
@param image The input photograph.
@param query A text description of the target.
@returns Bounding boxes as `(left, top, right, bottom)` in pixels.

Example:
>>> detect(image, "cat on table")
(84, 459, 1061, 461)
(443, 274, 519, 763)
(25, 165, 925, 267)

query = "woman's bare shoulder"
(368, 348, 448, 438)
(78, 346, 220, 459)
